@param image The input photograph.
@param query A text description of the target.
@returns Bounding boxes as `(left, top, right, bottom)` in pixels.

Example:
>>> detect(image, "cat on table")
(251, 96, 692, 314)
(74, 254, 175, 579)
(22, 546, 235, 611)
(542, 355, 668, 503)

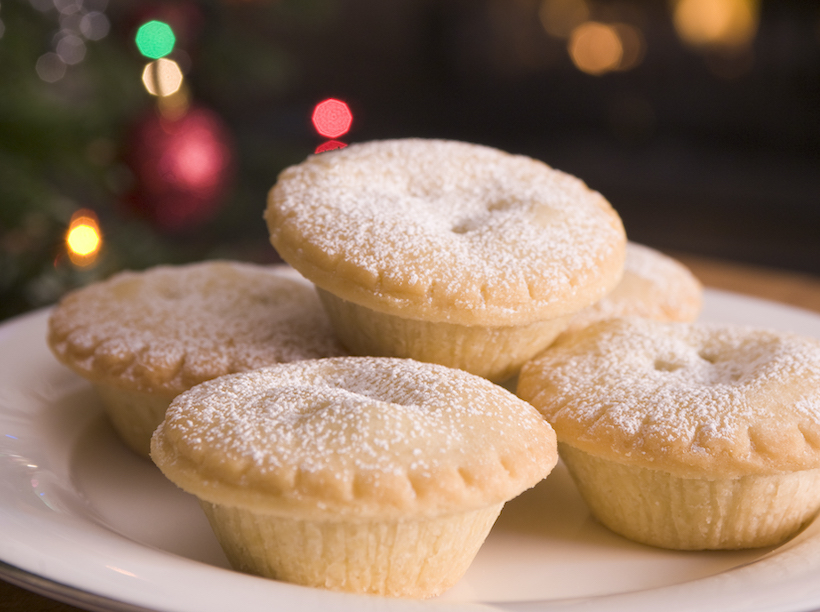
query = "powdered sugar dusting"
(625, 243, 687, 288)
(267, 139, 625, 322)
(564, 242, 702, 332)
(47, 262, 347, 394)
(519, 318, 820, 475)
(159, 357, 555, 500)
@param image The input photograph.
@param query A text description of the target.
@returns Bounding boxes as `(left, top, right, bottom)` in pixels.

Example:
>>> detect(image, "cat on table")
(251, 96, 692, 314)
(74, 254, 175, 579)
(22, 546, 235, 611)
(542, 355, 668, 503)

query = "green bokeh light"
(135, 21, 176, 59)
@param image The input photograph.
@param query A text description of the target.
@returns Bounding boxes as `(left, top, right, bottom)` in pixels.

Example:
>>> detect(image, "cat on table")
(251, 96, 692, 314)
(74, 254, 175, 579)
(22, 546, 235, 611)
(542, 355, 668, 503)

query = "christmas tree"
(1, 0, 340, 321)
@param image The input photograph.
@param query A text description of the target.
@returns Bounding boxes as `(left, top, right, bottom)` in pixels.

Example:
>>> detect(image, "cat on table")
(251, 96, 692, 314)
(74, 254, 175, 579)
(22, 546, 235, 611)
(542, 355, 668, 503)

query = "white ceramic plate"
(2, 289, 820, 612)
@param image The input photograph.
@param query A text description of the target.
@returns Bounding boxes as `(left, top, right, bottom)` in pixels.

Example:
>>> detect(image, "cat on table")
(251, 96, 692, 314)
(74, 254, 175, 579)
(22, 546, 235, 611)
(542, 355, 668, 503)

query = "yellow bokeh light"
(157, 86, 191, 121)
(66, 211, 102, 266)
(673, 0, 759, 49)
(67, 225, 100, 256)
(569, 21, 623, 76)
(142, 58, 184, 97)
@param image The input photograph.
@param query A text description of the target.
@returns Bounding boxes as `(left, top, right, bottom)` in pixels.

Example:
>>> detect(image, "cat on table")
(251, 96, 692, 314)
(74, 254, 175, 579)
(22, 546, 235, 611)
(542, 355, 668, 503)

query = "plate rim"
(2, 289, 820, 612)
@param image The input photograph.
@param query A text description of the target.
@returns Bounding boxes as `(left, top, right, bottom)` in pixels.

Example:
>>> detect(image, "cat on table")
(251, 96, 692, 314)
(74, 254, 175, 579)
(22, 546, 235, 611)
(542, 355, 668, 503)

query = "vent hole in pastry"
(698, 350, 718, 364)
(158, 286, 184, 300)
(458, 467, 475, 486)
(451, 200, 512, 234)
(654, 359, 684, 372)
(450, 215, 489, 234)
(499, 456, 517, 478)
(487, 199, 515, 213)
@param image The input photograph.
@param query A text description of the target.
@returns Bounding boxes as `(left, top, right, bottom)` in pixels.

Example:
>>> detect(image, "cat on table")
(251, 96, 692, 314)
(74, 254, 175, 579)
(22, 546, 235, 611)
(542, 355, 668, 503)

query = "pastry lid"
(266, 139, 626, 327)
(518, 317, 820, 478)
(47, 261, 347, 396)
(151, 357, 558, 519)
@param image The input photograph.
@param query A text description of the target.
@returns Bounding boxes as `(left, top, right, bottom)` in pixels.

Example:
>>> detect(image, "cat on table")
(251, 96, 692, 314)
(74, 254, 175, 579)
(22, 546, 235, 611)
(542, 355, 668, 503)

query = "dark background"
(1, 0, 819, 321)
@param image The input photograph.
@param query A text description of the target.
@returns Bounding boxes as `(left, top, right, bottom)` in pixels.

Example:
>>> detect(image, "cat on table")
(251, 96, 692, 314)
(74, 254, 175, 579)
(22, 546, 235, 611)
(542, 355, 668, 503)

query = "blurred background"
(1, 0, 818, 322)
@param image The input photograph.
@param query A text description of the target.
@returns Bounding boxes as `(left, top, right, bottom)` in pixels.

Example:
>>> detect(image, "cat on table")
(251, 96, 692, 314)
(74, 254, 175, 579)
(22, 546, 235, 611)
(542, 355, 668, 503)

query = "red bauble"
(123, 105, 234, 232)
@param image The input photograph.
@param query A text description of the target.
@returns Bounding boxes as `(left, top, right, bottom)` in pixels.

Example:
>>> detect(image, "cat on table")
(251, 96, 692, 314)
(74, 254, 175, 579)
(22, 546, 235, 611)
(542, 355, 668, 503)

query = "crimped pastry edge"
(151, 357, 558, 520)
(265, 138, 626, 327)
(517, 318, 820, 479)
(562, 242, 703, 336)
(46, 261, 346, 395)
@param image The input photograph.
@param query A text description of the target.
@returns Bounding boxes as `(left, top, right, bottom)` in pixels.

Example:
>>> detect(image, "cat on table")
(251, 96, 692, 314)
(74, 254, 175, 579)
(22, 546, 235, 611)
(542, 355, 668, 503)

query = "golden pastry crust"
(198, 499, 504, 597)
(265, 139, 626, 327)
(518, 318, 820, 479)
(557, 443, 820, 550)
(563, 242, 702, 335)
(47, 262, 347, 396)
(151, 357, 558, 520)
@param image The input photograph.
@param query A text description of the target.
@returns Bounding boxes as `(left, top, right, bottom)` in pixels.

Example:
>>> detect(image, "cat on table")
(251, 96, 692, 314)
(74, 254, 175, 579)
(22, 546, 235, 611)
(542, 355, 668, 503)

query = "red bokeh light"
(311, 98, 353, 138)
(315, 140, 348, 154)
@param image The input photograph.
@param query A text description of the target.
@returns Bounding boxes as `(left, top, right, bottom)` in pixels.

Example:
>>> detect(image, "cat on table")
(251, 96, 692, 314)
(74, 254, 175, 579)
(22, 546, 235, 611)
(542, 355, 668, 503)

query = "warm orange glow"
(66, 210, 102, 266)
(613, 23, 645, 71)
(673, 0, 759, 49)
(569, 22, 623, 75)
(539, 0, 590, 39)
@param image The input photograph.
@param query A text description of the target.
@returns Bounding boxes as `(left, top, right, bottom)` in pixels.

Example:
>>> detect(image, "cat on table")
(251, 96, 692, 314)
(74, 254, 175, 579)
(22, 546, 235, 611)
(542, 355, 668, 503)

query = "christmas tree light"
(142, 58, 184, 97)
(311, 98, 353, 138)
(135, 20, 176, 59)
(66, 211, 102, 267)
